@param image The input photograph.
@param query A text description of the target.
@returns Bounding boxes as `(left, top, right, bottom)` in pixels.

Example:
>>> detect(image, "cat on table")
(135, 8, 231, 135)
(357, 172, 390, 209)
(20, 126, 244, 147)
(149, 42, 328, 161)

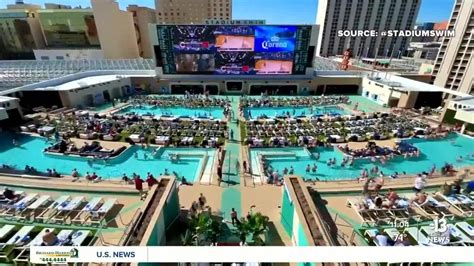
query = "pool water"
(117, 105, 225, 119)
(244, 105, 349, 119)
(250, 134, 474, 181)
(0, 133, 214, 182)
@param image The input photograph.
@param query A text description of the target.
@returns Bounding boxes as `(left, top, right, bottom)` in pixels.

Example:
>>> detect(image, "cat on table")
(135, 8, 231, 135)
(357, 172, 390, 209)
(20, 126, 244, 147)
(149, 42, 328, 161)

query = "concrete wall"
(91, 0, 140, 59)
(397, 91, 418, 108)
(58, 77, 131, 108)
(0, 97, 23, 120)
(141, 178, 180, 247)
(155, 76, 362, 95)
(361, 77, 394, 106)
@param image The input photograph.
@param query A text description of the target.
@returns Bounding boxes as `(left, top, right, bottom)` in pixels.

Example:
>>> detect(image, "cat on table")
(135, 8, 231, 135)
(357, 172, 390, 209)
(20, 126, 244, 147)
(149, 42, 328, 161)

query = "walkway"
(220, 96, 242, 224)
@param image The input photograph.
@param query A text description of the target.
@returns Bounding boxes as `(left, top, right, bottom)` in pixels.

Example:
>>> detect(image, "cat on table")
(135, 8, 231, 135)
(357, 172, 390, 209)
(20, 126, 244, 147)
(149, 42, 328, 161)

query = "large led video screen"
(156, 25, 313, 75)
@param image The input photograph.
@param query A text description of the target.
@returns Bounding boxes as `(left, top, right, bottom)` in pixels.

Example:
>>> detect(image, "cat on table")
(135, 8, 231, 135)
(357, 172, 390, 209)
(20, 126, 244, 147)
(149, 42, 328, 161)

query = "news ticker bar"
(30, 246, 474, 263)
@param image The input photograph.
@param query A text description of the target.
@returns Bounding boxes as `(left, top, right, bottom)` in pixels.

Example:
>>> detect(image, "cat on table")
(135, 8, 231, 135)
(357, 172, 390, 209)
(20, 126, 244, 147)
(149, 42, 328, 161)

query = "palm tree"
(235, 211, 269, 246)
(181, 211, 222, 246)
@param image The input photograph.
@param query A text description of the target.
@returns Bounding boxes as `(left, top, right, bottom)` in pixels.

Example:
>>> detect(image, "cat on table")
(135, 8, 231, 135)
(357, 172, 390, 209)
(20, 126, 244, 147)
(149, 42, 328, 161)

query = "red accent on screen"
(202, 41, 209, 48)
(242, 65, 249, 72)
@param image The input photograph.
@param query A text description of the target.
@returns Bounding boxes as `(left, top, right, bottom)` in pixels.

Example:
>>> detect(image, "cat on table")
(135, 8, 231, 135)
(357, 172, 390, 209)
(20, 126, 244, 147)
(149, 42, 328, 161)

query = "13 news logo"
(429, 218, 450, 245)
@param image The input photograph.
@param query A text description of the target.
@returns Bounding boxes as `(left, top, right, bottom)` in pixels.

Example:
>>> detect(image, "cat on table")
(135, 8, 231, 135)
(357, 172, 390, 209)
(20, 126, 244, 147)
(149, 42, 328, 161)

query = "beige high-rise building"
(433, 0, 474, 96)
(155, 0, 232, 24)
(127, 5, 156, 58)
(91, 0, 140, 59)
(0, 4, 45, 59)
(37, 8, 100, 48)
(316, 0, 421, 58)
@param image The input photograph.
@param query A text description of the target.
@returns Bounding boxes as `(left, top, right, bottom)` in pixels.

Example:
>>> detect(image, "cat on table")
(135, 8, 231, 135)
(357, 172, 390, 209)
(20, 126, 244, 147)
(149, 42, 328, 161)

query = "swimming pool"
(244, 105, 349, 119)
(0, 133, 214, 182)
(250, 133, 474, 181)
(117, 105, 225, 119)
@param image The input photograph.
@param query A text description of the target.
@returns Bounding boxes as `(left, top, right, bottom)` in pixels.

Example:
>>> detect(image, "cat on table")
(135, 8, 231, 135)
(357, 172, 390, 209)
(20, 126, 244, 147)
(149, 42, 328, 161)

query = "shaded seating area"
(244, 112, 431, 147)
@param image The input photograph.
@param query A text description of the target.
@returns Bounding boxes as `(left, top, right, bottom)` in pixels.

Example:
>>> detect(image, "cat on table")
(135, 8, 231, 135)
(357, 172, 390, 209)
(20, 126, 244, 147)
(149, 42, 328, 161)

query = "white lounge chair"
(0, 226, 35, 260)
(36, 195, 71, 222)
(439, 194, 474, 217)
(404, 227, 436, 246)
(364, 229, 382, 246)
(19, 195, 52, 220)
(448, 224, 474, 245)
(70, 230, 91, 246)
(346, 198, 390, 226)
(56, 230, 74, 245)
(1, 193, 39, 217)
(0, 225, 15, 241)
(129, 134, 141, 143)
(72, 197, 103, 224)
(50, 196, 85, 223)
(5, 225, 35, 245)
(413, 195, 453, 218)
(88, 198, 117, 226)
(456, 222, 474, 237)
(14, 227, 54, 264)
(28, 228, 55, 247)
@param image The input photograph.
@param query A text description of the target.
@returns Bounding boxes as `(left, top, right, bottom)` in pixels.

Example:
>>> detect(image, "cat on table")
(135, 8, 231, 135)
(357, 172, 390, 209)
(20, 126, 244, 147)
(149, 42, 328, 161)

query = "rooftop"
(451, 96, 474, 107)
(33, 75, 125, 91)
(0, 59, 154, 92)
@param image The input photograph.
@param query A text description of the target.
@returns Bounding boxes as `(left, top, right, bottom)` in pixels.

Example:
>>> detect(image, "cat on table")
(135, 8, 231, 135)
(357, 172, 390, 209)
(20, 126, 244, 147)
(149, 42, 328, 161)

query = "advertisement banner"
(254, 26, 296, 53)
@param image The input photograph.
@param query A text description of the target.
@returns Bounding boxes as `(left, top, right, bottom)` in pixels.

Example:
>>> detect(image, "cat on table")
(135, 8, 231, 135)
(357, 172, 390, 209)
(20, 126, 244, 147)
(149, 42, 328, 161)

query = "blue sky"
(1, 0, 454, 24)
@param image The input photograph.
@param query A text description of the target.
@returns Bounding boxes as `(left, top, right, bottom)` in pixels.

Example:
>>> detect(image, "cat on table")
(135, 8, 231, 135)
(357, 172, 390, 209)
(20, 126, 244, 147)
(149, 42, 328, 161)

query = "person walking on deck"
(231, 208, 239, 226)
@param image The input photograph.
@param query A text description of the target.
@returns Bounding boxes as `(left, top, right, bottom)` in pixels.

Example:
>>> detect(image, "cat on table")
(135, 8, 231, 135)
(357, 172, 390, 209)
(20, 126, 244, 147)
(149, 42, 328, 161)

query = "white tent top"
(32, 75, 125, 92)
(371, 72, 470, 98)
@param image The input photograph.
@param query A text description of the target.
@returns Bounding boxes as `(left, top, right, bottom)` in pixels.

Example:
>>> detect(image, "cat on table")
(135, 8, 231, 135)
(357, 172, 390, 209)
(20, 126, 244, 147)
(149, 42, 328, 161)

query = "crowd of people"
(244, 113, 431, 147)
(337, 141, 420, 160)
(240, 95, 350, 108)
(128, 94, 231, 108)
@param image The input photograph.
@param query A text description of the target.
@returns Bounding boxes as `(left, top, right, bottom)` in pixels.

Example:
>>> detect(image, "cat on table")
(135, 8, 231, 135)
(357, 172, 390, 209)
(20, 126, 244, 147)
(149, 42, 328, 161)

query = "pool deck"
(0, 184, 144, 247)
(3, 95, 474, 248)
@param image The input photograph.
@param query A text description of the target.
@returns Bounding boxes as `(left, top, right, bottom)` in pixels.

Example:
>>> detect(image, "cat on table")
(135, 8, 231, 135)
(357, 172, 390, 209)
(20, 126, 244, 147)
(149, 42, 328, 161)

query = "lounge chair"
(0, 225, 35, 257)
(129, 134, 141, 143)
(0, 225, 15, 242)
(50, 196, 85, 223)
(456, 222, 474, 238)
(438, 194, 474, 217)
(413, 196, 454, 219)
(70, 230, 91, 246)
(383, 228, 403, 242)
(364, 229, 382, 246)
(18, 195, 52, 221)
(404, 227, 436, 246)
(0, 190, 25, 208)
(72, 197, 103, 224)
(346, 198, 390, 226)
(448, 224, 474, 245)
(87, 198, 117, 227)
(56, 230, 74, 245)
(13, 227, 54, 264)
(28, 228, 55, 247)
(35, 195, 71, 222)
(1, 193, 39, 217)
